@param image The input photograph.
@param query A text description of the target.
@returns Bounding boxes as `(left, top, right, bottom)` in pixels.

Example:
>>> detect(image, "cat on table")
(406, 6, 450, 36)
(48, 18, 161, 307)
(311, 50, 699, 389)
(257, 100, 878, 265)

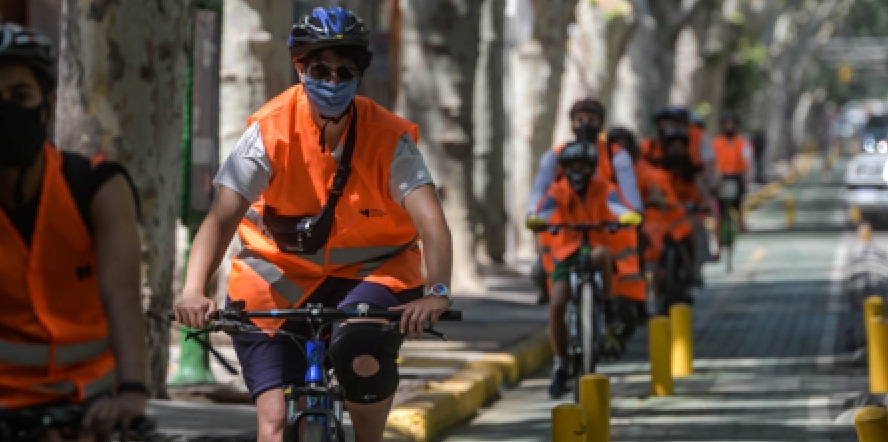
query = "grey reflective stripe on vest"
(0, 337, 109, 366)
(328, 236, 418, 266)
(613, 247, 639, 260)
(36, 368, 117, 397)
(237, 250, 306, 304)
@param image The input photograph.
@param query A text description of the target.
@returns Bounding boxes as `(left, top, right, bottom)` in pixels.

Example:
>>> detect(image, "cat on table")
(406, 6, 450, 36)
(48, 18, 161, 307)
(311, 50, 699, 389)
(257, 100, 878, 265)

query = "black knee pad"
(328, 321, 403, 404)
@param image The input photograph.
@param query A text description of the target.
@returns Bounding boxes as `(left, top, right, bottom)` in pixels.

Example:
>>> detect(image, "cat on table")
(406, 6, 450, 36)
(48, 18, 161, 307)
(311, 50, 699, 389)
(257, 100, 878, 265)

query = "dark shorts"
(229, 277, 423, 401)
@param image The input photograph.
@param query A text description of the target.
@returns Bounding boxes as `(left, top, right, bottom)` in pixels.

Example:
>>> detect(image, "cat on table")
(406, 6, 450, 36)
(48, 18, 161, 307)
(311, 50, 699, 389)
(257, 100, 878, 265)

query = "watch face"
(430, 283, 449, 295)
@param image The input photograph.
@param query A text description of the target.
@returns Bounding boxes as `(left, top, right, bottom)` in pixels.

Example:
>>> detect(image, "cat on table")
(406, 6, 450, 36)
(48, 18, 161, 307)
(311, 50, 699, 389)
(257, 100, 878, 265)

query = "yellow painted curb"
(386, 330, 552, 441)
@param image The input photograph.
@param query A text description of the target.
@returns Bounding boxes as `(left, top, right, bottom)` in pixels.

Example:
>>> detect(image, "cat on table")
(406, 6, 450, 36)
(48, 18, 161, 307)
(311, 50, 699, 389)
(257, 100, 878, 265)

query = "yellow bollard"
(854, 405, 888, 442)
(552, 403, 586, 442)
(870, 317, 888, 394)
(865, 296, 886, 394)
(859, 222, 873, 243)
(670, 304, 694, 378)
(785, 195, 795, 227)
(578, 374, 609, 442)
(648, 316, 673, 396)
(850, 205, 862, 225)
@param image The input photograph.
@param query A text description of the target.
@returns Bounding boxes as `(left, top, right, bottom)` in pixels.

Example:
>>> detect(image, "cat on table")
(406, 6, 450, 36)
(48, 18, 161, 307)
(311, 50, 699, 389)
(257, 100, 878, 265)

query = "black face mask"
(566, 170, 592, 194)
(0, 99, 48, 167)
(573, 123, 600, 143)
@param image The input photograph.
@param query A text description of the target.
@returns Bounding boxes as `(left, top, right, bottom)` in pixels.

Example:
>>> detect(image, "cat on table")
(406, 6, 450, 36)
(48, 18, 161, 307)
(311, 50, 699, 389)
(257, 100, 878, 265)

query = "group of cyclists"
(526, 98, 755, 399)
(0, 5, 759, 441)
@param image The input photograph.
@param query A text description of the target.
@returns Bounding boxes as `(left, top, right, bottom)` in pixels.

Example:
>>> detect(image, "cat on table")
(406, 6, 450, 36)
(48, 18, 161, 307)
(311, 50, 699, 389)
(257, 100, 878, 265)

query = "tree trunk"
(398, 0, 482, 291)
(56, 0, 192, 398)
(507, 0, 577, 259)
(473, 0, 507, 264)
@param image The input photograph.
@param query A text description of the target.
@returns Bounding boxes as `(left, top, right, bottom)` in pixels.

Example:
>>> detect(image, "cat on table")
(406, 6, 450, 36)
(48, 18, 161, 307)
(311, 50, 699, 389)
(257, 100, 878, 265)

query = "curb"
(385, 330, 552, 441)
(743, 153, 818, 211)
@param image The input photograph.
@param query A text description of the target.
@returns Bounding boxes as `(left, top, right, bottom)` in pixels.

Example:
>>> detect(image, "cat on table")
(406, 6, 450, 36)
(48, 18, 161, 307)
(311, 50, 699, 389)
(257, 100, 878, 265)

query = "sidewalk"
(150, 268, 551, 441)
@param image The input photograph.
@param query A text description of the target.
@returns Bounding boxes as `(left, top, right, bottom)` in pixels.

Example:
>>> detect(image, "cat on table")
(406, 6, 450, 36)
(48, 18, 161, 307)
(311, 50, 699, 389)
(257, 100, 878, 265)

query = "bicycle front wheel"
(301, 420, 327, 442)
(579, 281, 598, 375)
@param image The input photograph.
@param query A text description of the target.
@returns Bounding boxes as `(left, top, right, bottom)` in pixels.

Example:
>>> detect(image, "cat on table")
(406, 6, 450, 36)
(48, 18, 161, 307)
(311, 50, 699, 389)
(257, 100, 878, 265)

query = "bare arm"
(91, 175, 146, 386)
(176, 186, 252, 328)
(390, 184, 452, 337)
(85, 175, 147, 434)
(404, 184, 452, 291)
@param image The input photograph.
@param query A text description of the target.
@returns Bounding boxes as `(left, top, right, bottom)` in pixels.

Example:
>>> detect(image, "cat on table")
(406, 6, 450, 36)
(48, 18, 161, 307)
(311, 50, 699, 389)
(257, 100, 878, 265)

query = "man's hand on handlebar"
(174, 293, 217, 329)
(82, 392, 147, 441)
(389, 296, 451, 339)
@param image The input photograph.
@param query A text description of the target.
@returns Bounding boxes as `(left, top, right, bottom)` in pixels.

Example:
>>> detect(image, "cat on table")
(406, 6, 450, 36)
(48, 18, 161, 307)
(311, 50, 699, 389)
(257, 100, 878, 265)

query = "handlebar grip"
(439, 310, 462, 321)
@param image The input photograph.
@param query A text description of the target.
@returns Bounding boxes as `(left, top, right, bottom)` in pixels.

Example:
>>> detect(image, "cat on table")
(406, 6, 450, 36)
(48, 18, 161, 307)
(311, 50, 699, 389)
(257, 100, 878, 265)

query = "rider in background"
(608, 127, 694, 303)
(0, 23, 147, 438)
(712, 112, 753, 232)
(174, 7, 452, 442)
(527, 98, 643, 305)
(659, 127, 714, 285)
(528, 141, 642, 399)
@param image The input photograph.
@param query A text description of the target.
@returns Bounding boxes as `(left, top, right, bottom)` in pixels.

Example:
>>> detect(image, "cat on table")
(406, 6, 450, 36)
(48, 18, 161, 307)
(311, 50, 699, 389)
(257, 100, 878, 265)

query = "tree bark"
(473, 0, 507, 264)
(507, 0, 577, 259)
(397, 0, 482, 291)
(56, 0, 191, 398)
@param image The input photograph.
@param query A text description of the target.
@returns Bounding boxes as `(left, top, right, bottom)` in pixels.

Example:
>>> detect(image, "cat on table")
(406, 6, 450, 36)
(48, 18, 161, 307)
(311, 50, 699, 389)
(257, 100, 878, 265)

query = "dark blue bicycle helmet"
(0, 23, 55, 90)
(558, 140, 599, 169)
(289, 7, 371, 69)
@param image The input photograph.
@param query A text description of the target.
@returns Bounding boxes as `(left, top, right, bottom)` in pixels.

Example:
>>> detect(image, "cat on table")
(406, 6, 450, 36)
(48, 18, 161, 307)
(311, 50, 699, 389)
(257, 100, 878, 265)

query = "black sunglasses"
(305, 62, 360, 82)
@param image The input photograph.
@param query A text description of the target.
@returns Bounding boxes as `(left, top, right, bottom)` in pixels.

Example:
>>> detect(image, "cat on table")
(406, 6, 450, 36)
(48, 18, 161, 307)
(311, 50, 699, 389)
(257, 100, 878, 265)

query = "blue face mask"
(302, 76, 359, 117)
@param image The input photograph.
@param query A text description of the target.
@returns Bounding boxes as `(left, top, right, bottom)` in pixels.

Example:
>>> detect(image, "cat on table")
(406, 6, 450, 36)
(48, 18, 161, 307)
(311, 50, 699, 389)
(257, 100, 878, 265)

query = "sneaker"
(549, 368, 569, 399)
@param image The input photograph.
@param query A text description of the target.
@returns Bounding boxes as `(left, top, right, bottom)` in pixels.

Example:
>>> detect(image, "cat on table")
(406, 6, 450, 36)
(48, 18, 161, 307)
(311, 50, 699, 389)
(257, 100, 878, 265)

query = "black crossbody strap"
(325, 105, 358, 209)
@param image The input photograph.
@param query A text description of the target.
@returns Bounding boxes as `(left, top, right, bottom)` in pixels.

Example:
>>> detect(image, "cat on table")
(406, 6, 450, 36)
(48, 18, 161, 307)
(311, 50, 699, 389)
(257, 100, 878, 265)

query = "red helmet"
(569, 97, 606, 121)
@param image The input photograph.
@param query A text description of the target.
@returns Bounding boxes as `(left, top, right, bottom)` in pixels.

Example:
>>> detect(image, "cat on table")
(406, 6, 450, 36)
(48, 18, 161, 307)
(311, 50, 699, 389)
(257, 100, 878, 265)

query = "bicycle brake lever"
(424, 328, 448, 341)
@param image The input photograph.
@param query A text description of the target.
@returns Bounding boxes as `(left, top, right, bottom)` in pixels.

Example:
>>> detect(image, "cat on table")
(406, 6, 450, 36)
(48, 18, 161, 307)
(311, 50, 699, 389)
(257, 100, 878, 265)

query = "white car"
(845, 152, 888, 219)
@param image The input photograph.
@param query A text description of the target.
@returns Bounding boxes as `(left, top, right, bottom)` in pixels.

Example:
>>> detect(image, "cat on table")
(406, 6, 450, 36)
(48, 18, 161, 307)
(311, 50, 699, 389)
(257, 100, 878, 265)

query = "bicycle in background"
(173, 301, 461, 442)
(538, 221, 633, 399)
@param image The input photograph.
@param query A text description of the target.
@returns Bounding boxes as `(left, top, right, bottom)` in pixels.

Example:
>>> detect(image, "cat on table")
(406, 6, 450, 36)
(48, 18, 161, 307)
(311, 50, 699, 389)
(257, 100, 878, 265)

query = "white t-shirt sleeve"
(213, 122, 272, 203)
(388, 134, 434, 204)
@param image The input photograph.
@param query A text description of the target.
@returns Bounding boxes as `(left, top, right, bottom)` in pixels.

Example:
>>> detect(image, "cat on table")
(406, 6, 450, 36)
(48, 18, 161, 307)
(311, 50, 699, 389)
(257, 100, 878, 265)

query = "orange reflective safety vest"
(633, 158, 692, 263)
(0, 144, 116, 409)
(640, 125, 705, 168)
(537, 135, 617, 276)
(712, 134, 749, 176)
(228, 85, 425, 329)
(542, 177, 645, 302)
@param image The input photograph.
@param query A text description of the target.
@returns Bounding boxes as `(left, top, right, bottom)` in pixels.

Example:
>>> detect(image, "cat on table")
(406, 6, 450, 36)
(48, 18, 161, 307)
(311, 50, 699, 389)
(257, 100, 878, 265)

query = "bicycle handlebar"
(168, 302, 462, 323)
(532, 221, 633, 234)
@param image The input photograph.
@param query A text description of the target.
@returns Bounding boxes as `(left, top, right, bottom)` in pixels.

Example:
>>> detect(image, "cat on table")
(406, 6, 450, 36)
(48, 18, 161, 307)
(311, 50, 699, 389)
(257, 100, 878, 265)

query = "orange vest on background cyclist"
(537, 167, 645, 302)
(228, 84, 425, 330)
(712, 135, 750, 176)
(0, 145, 116, 408)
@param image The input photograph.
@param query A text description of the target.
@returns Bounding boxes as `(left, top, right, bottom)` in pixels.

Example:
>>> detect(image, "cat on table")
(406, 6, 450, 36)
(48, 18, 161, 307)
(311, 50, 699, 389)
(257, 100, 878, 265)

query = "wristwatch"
(426, 283, 452, 305)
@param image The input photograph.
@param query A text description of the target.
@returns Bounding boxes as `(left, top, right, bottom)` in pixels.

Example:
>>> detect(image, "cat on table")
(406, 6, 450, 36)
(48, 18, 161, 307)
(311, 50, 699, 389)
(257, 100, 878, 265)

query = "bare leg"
(255, 388, 286, 442)
(548, 280, 570, 357)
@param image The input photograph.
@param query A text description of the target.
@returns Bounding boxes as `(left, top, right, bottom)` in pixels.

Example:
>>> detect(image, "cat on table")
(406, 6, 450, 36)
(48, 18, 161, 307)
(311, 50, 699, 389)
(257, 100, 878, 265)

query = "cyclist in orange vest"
(610, 128, 693, 258)
(608, 127, 695, 300)
(174, 7, 453, 441)
(527, 141, 642, 399)
(712, 112, 753, 231)
(0, 24, 147, 437)
(527, 98, 643, 304)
